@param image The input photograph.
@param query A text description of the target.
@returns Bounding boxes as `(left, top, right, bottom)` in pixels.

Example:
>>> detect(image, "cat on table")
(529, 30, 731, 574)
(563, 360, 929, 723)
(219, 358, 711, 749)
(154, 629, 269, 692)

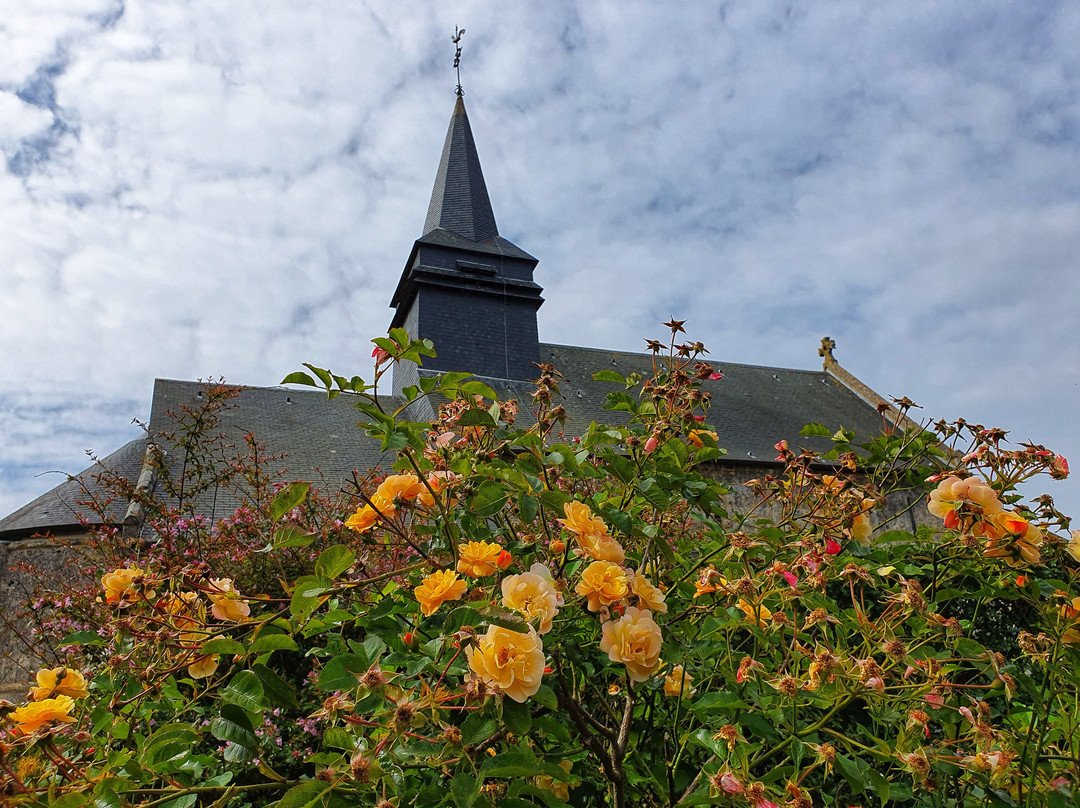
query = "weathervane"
(452, 26, 466, 97)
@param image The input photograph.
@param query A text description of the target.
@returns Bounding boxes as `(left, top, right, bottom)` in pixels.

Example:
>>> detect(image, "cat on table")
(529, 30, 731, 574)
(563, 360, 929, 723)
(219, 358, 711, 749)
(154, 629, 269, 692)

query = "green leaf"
(502, 698, 532, 735)
(59, 629, 103, 646)
(210, 703, 259, 749)
(274, 780, 331, 808)
(799, 423, 833, 437)
(221, 670, 266, 714)
(452, 772, 481, 808)
(323, 726, 355, 751)
(460, 380, 498, 400)
(480, 750, 542, 778)
(273, 524, 317, 549)
(835, 754, 868, 795)
(200, 638, 245, 656)
(317, 653, 368, 692)
(141, 723, 201, 772)
(315, 544, 357, 581)
(253, 663, 301, 711)
(271, 482, 311, 522)
(250, 633, 299, 654)
(517, 493, 538, 524)
(281, 371, 317, 387)
(532, 684, 558, 711)
(303, 363, 333, 389)
(51, 796, 90, 808)
(291, 575, 332, 620)
(592, 369, 626, 383)
(471, 480, 510, 518)
(458, 409, 497, 428)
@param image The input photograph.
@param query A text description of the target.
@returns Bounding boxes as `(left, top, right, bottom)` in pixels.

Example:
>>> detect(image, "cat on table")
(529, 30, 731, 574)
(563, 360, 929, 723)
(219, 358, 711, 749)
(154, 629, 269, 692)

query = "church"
(0, 89, 914, 692)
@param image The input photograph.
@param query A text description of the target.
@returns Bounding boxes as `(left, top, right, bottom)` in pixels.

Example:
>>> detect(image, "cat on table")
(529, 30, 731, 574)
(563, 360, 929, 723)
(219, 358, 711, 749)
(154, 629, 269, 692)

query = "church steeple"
(389, 94, 544, 384)
(422, 96, 498, 242)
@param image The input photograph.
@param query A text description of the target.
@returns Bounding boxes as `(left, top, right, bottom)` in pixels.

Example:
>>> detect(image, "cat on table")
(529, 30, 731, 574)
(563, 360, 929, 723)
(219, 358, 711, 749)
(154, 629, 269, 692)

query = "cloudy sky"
(2, 1, 1077, 520)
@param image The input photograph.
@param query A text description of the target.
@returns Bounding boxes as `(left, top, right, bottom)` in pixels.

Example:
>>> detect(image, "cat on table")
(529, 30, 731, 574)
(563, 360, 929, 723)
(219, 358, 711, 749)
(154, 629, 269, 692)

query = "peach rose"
(502, 564, 561, 634)
(466, 625, 546, 702)
(8, 695, 77, 735)
(630, 571, 667, 614)
(456, 541, 505, 578)
(575, 560, 629, 612)
(599, 607, 663, 682)
(207, 578, 251, 622)
(663, 665, 695, 698)
(558, 501, 607, 537)
(101, 566, 150, 606)
(30, 667, 89, 701)
(414, 569, 468, 617)
(928, 476, 1002, 522)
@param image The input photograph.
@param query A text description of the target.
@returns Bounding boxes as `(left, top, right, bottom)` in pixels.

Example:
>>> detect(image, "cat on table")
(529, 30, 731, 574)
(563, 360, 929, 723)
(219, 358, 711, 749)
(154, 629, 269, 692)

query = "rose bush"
(2, 324, 1078, 808)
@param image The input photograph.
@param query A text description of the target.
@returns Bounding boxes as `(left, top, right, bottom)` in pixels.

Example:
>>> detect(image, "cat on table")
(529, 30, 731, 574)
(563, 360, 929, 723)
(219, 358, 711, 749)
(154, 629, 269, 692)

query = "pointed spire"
(422, 96, 499, 242)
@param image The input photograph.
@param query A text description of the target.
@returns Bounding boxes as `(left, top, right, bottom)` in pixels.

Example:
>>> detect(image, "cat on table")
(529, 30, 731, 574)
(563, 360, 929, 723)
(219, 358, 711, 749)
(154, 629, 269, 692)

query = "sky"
(1, 1, 1078, 522)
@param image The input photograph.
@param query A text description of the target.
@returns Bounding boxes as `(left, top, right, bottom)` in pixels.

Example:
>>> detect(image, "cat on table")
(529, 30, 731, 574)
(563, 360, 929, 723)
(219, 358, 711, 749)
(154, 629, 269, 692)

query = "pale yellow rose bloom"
(736, 599, 772, 628)
(630, 571, 667, 614)
(465, 626, 546, 702)
(502, 564, 561, 634)
(1068, 530, 1080, 563)
(663, 665, 695, 698)
(600, 607, 663, 682)
(30, 667, 89, 700)
(849, 511, 873, 544)
(208, 578, 251, 622)
(456, 541, 505, 578)
(575, 561, 629, 612)
(187, 654, 220, 679)
(414, 569, 468, 617)
(928, 476, 1002, 520)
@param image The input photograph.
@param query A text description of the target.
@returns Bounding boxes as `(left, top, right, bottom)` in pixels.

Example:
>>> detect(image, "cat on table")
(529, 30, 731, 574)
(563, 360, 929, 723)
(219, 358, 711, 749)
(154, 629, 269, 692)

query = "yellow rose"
(849, 511, 873, 544)
(736, 599, 772, 628)
(663, 665, 695, 698)
(415, 569, 468, 617)
(575, 560, 629, 612)
(466, 625, 546, 702)
(30, 667, 89, 701)
(599, 607, 663, 682)
(101, 566, 149, 606)
(687, 429, 717, 448)
(534, 760, 574, 802)
(207, 578, 251, 622)
(456, 541, 505, 578)
(9, 695, 76, 735)
(502, 564, 561, 634)
(630, 571, 667, 614)
(187, 654, 220, 680)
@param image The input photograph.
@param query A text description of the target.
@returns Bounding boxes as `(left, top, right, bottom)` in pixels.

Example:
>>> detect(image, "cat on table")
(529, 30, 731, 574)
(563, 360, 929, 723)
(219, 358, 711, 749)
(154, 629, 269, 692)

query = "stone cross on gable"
(819, 336, 837, 363)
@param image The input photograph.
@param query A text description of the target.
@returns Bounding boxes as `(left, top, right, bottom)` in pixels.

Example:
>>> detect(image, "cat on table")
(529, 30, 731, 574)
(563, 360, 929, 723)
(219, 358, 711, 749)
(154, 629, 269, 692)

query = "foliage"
(3, 324, 1079, 808)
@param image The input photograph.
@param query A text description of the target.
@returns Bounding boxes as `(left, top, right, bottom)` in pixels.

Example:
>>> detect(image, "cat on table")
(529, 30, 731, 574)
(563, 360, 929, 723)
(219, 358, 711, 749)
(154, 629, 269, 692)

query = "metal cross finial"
(818, 336, 837, 361)
(452, 26, 466, 97)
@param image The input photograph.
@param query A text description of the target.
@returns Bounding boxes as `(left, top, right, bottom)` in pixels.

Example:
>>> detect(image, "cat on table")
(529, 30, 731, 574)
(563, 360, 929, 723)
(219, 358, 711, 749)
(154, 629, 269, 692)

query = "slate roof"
(0, 438, 146, 541)
(423, 95, 500, 242)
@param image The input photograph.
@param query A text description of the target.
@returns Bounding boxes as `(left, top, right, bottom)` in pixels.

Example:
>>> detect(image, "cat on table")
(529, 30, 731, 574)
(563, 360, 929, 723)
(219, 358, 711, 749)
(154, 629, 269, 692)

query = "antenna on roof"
(452, 26, 466, 97)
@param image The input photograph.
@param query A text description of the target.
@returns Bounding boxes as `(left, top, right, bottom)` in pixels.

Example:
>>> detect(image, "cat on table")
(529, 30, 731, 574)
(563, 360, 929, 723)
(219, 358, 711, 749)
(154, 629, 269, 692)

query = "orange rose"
(376, 474, 426, 504)
(575, 561, 629, 612)
(984, 512, 1042, 566)
(101, 566, 150, 606)
(456, 541, 505, 578)
(575, 530, 626, 564)
(599, 607, 663, 682)
(466, 625, 546, 702)
(345, 493, 395, 533)
(207, 578, 251, 622)
(502, 564, 561, 634)
(663, 665, 695, 698)
(630, 571, 667, 614)
(30, 667, 89, 701)
(9, 695, 76, 735)
(415, 569, 468, 617)
(558, 502, 607, 537)
(187, 654, 220, 679)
